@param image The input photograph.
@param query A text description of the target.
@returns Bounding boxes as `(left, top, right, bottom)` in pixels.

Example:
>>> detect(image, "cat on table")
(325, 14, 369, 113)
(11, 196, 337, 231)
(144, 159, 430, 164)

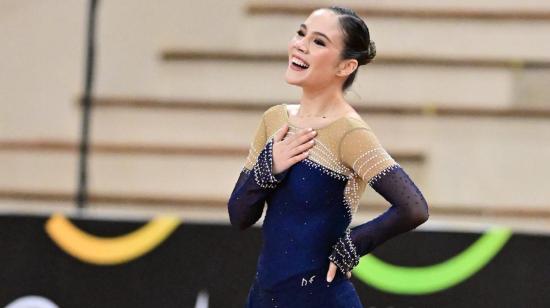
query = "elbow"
(229, 215, 252, 231)
(415, 202, 430, 226)
(419, 207, 429, 225)
(227, 203, 252, 231)
(406, 200, 429, 227)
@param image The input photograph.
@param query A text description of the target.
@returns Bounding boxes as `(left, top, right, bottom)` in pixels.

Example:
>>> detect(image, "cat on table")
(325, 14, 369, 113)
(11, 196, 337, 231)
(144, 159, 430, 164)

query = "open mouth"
(290, 56, 310, 71)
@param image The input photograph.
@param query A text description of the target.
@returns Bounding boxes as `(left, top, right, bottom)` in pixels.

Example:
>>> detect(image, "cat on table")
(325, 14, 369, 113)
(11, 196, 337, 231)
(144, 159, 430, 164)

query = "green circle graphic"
(352, 225, 512, 295)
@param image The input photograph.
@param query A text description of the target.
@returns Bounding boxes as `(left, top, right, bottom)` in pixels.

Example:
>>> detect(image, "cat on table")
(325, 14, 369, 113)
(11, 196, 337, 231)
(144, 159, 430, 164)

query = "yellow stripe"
(45, 213, 180, 265)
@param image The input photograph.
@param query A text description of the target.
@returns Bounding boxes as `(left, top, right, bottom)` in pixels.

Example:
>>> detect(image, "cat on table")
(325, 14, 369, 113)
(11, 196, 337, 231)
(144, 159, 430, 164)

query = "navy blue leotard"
(227, 104, 429, 307)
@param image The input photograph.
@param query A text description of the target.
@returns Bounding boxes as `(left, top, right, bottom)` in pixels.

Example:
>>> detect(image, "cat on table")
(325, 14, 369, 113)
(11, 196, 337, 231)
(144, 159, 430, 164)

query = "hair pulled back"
(326, 6, 376, 91)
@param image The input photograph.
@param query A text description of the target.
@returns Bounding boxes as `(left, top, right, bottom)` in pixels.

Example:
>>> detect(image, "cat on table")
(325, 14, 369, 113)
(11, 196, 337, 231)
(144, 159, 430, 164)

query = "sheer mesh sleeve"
(328, 127, 429, 274)
(349, 165, 429, 257)
(227, 112, 289, 230)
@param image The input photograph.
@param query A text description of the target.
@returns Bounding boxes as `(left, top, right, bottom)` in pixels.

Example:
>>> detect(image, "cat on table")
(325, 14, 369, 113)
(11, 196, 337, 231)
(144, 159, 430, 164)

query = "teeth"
(291, 57, 309, 69)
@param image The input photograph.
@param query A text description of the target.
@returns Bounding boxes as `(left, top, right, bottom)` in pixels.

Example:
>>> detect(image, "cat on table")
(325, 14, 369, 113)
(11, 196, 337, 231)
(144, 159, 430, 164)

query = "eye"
(314, 39, 326, 46)
(296, 30, 305, 37)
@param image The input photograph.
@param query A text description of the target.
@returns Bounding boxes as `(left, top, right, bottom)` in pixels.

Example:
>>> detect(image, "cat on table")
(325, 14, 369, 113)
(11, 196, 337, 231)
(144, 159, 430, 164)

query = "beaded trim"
(351, 147, 383, 170)
(301, 158, 348, 182)
(367, 163, 401, 187)
(356, 151, 386, 176)
(252, 138, 283, 189)
(285, 127, 353, 179)
(342, 176, 359, 224)
(350, 145, 399, 182)
(328, 228, 359, 274)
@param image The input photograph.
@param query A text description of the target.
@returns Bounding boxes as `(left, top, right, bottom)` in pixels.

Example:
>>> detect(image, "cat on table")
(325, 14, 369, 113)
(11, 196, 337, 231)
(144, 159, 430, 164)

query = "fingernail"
(326, 276, 332, 282)
(308, 127, 312, 131)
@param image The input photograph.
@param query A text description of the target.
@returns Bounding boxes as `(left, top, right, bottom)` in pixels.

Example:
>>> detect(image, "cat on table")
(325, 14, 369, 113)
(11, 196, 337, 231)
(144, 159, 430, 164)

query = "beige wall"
(1, 1, 549, 214)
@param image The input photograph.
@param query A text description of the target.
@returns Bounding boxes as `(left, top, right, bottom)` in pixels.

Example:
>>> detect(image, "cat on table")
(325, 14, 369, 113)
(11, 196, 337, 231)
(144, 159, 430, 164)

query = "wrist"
(253, 138, 287, 188)
(273, 168, 289, 181)
(328, 228, 359, 274)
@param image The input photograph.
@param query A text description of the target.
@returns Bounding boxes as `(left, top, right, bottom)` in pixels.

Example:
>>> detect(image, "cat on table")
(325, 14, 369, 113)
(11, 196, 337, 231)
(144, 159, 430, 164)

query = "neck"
(298, 83, 348, 117)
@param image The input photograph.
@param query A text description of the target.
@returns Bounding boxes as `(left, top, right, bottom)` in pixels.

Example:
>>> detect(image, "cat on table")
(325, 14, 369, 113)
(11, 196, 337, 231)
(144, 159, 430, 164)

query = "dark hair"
(326, 6, 376, 91)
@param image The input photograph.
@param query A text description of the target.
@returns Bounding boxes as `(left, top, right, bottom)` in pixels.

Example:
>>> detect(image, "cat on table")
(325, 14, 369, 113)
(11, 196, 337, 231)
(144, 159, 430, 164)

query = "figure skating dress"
(227, 104, 429, 307)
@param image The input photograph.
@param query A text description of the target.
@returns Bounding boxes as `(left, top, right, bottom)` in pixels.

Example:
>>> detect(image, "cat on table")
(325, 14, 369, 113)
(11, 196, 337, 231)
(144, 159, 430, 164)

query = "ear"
(336, 58, 358, 77)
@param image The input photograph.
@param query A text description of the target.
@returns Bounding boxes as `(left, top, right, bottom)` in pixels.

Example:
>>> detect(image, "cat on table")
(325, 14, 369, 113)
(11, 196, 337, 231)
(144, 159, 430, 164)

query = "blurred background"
(1, 1, 549, 307)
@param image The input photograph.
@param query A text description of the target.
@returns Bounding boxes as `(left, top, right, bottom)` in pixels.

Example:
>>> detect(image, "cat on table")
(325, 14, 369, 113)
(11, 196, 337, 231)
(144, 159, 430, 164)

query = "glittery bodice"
(246, 104, 399, 218)
(257, 147, 352, 289)
(231, 104, 401, 290)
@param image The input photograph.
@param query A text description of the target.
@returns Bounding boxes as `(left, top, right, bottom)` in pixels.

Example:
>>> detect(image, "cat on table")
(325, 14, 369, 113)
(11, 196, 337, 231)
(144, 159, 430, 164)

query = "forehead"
(303, 9, 343, 42)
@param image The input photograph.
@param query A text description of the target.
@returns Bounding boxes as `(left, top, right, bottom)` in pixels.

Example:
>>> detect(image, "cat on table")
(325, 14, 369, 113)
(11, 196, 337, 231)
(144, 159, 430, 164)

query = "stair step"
(162, 49, 550, 68)
(154, 56, 514, 106)
(236, 7, 550, 61)
(0, 147, 421, 204)
(247, 2, 550, 20)
(90, 97, 550, 118)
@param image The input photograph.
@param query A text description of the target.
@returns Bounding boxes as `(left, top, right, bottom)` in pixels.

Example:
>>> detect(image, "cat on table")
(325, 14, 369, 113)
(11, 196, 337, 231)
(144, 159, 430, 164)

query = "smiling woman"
(285, 6, 376, 93)
(227, 6, 429, 308)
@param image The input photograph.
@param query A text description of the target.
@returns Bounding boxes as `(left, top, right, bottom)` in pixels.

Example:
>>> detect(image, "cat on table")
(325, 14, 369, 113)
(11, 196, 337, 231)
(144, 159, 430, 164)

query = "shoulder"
(262, 104, 286, 120)
(337, 117, 382, 158)
(341, 114, 373, 136)
(260, 104, 289, 138)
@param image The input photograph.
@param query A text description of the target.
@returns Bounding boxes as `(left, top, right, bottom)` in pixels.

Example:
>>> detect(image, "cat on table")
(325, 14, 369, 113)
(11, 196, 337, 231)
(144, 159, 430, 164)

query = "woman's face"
(285, 9, 346, 90)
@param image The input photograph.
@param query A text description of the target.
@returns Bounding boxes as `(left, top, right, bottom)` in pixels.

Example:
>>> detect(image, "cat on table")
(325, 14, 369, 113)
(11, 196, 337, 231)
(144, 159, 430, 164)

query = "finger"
(289, 129, 316, 148)
(326, 262, 337, 282)
(273, 123, 288, 142)
(290, 139, 315, 156)
(281, 125, 297, 144)
(290, 150, 309, 164)
(347, 271, 351, 279)
(294, 130, 317, 146)
(282, 130, 295, 143)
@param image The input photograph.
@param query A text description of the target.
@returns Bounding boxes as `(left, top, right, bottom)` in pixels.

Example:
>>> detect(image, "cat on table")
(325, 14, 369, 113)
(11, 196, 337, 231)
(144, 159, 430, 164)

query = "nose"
(293, 37, 308, 54)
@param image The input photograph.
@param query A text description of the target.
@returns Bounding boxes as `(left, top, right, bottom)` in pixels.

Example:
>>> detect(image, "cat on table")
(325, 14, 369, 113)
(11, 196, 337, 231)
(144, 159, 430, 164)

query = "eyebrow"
(300, 24, 332, 43)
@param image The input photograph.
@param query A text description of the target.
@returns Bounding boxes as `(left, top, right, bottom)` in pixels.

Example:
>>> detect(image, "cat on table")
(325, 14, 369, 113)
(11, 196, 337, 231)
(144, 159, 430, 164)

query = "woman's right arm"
(227, 112, 289, 230)
(227, 108, 317, 230)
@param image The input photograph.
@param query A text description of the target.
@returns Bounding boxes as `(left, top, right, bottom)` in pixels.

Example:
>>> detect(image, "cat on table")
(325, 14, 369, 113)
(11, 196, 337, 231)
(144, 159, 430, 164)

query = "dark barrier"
(0, 213, 548, 307)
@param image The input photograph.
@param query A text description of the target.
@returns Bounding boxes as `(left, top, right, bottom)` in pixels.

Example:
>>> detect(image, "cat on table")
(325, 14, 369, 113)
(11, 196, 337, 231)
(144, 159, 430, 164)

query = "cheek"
(312, 50, 339, 72)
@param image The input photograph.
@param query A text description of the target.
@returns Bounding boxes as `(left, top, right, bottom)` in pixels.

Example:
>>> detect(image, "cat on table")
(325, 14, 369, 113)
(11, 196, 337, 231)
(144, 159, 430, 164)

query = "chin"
(285, 78, 303, 87)
(285, 71, 307, 87)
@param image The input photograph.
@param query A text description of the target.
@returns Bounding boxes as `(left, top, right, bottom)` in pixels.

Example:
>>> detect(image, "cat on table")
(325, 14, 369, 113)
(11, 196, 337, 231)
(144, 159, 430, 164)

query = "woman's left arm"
(348, 164, 429, 258)
(328, 127, 429, 277)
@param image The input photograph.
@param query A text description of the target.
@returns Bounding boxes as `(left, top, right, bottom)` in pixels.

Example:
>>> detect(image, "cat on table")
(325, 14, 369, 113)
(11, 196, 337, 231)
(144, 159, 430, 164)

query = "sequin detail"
(242, 122, 400, 227)
(286, 126, 362, 224)
(351, 146, 398, 183)
(328, 228, 359, 274)
(342, 176, 359, 224)
(367, 163, 401, 187)
(301, 158, 349, 182)
(286, 127, 353, 179)
(252, 138, 283, 188)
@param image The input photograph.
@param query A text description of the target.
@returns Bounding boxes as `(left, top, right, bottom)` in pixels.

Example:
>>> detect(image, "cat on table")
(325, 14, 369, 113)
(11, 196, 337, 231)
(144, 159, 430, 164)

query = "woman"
(227, 6, 429, 307)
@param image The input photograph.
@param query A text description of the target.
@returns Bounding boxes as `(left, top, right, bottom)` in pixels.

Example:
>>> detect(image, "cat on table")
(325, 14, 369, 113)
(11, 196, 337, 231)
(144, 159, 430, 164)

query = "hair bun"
(358, 40, 376, 65)
(366, 40, 376, 60)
